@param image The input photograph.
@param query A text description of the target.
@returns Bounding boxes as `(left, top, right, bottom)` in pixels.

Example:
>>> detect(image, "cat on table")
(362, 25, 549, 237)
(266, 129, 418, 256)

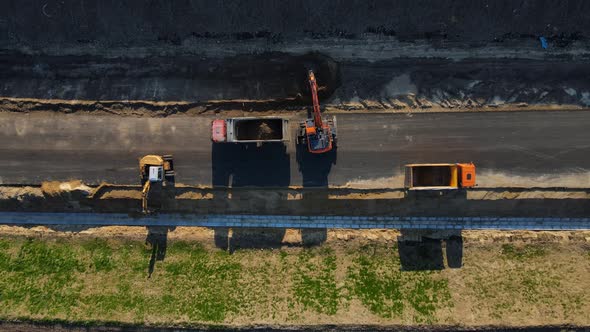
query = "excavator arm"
(308, 70, 323, 129)
(141, 181, 151, 213)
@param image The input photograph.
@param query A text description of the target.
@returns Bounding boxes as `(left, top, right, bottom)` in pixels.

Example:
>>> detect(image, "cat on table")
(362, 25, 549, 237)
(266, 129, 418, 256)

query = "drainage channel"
(0, 212, 589, 230)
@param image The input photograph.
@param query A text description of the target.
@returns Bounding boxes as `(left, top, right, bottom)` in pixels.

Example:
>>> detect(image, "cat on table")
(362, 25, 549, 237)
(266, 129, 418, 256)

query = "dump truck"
(404, 163, 476, 190)
(211, 117, 290, 143)
(139, 154, 175, 213)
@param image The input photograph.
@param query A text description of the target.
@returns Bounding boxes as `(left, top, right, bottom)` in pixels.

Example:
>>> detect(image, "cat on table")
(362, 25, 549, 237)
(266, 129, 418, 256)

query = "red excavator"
(297, 70, 337, 154)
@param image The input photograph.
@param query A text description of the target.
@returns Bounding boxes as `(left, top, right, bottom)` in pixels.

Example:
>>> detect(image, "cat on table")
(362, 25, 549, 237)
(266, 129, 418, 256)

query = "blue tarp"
(539, 36, 548, 49)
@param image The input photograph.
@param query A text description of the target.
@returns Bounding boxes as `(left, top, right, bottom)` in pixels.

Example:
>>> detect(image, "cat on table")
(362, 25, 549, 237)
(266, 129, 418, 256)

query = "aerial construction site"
(0, 1, 589, 331)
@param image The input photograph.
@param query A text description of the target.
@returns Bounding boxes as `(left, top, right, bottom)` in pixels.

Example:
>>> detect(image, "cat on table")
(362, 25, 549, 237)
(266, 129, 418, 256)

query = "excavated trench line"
(2, 54, 590, 112)
(3, 184, 590, 219)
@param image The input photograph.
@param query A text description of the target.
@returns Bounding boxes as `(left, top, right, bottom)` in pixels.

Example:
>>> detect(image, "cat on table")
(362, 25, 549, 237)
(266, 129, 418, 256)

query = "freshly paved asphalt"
(0, 111, 589, 186)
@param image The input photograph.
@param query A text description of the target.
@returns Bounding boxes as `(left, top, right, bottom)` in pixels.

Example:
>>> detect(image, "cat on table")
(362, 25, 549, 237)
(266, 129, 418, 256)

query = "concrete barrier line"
(0, 212, 589, 230)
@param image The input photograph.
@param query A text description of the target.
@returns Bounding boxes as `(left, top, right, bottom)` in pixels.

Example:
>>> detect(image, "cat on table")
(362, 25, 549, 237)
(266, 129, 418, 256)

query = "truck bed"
(235, 119, 283, 140)
(412, 166, 452, 187)
(225, 117, 289, 142)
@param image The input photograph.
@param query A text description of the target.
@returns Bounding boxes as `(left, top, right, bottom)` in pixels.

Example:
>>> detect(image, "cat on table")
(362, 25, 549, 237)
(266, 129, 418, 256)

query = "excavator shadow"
(145, 226, 175, 278)
(294, 142, 337, 247)
(397, 230, 463, 271)
(295, 142, 337, 187)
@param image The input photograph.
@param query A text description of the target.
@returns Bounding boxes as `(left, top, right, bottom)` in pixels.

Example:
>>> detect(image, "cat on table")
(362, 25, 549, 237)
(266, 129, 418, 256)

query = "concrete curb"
(0, 213, 589, 230)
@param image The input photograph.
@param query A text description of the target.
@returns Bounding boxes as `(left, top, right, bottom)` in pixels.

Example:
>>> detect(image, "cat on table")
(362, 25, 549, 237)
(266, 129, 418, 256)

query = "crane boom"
(308, 71, 323, 129)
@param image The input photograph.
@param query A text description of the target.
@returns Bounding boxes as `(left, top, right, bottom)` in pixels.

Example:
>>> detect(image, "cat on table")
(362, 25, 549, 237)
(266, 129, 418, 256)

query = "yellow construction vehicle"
(139, 155, 175, 213)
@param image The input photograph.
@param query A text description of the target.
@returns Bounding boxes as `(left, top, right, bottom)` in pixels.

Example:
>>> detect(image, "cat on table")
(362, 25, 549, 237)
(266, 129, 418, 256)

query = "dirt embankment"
(1, 2, 590, 114)
(2, 182, 590, 218)
(0, 51, 340, 107)
(1, 56, 590, 114)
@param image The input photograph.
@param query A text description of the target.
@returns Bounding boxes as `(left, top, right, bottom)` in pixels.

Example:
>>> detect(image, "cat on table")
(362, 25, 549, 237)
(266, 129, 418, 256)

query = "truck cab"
(211, 119, 227, 143)
(457, 162, 476, 188)
(148, 166, 163, 182)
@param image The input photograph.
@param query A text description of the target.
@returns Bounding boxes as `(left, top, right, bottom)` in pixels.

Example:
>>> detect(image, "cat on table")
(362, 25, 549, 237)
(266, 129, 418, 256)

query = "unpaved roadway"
(0, 111, 589, 187)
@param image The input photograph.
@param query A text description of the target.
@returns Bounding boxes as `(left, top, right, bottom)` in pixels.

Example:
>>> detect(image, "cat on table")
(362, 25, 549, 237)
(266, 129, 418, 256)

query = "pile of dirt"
(41, 180, 91, 198)
(96, 189, 142, 200)
(257, 122, 274, 139)
(0, 187, 42, 201)
(0, 187, 44, 210)
(0, 181, 95, 211)
(235, 119, 284, 140)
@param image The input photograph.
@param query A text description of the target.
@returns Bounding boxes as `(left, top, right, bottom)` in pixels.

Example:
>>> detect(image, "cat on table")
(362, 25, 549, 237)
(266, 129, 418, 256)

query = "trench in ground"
(1, 54, 590, 111)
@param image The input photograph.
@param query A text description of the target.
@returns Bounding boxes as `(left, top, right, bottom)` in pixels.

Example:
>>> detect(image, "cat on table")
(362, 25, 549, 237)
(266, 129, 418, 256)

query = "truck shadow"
(301, 228, 328, 247)
(214, 227, 328, 253)
(212, 142, 291, 247)
(214, 227, 286, 253)
(397, 230, 463, 271)
(212, 142, 291, 188)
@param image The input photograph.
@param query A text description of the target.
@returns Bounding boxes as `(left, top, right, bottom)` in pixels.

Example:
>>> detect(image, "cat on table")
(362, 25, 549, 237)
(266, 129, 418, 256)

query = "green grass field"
(0, 235, 587, 326)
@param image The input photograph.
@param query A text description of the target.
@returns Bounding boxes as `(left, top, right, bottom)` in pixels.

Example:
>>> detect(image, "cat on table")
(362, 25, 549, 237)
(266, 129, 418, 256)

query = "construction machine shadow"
(295, 68, 338, 192)
(214, 227, 287, 253)
(296, 143, 337, 187)
(213, 227, 328, 253)
(210, 112, 291, 189)
(211, 141, 291, 247)
(211, 143, 291, 188)
(286, 69, 337, 241)
(145, 226, 175, 278)
(397, 230, 463, 271)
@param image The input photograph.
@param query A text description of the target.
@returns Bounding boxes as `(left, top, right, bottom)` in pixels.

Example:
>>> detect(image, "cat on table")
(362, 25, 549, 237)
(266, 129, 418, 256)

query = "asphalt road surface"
(0, 111, 589, 187)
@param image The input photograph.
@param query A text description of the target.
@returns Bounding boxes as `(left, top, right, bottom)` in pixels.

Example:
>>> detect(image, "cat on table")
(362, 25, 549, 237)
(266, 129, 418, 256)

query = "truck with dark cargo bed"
(404, 163, 476, 190)
(211, 117, 290, 143)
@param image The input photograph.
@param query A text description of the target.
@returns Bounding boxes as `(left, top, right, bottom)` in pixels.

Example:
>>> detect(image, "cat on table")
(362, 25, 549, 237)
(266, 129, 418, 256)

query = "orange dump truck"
(404, 163, 476, 190)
